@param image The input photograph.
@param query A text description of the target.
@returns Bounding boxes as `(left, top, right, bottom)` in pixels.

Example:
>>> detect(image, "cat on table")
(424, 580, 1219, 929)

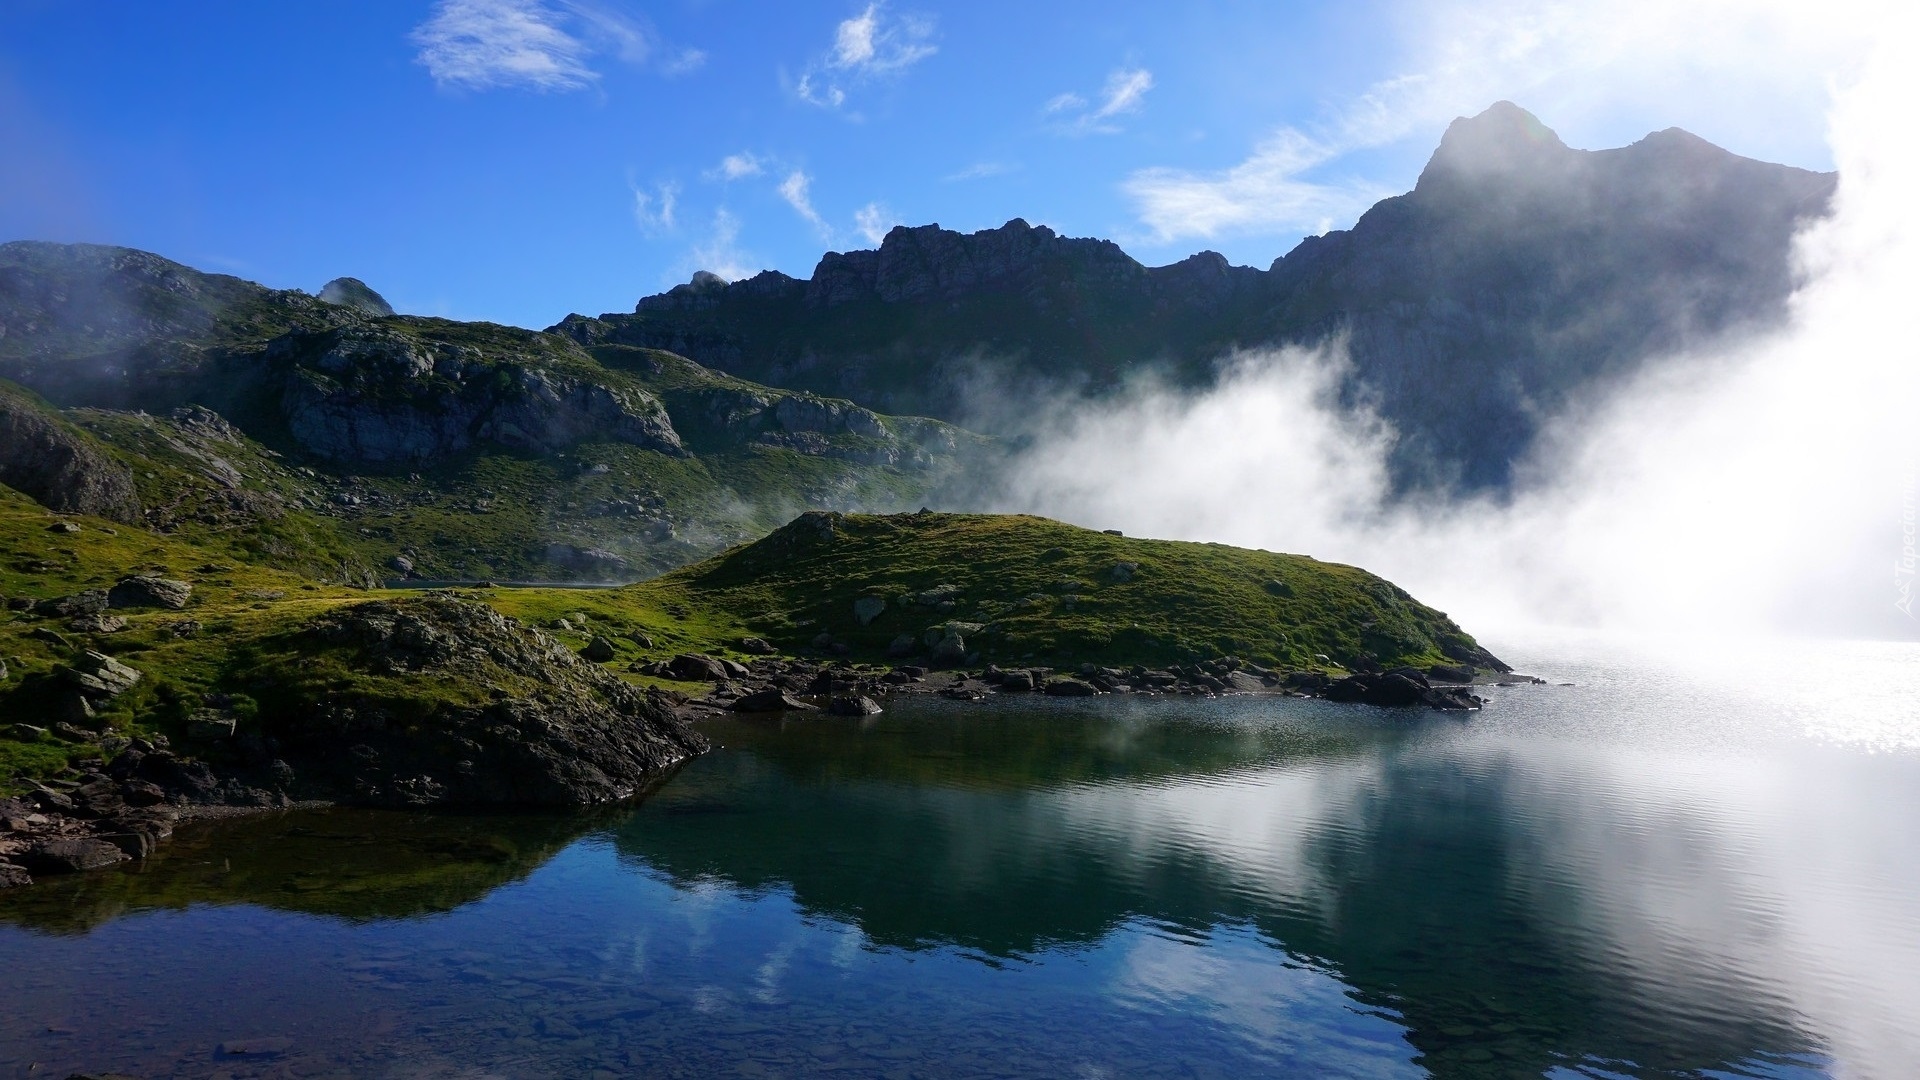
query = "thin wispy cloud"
(854, 202, 898, 244)
(411, 0, 702, 93)
(630, 180, 678, 234)
(685, 208, 757, 282)
(794, 3, 937, 110)
(945, 161, 1019, 182)
(1047, 67, 1155, 135)
(777, 170, 830, 236)
(706, 153, 765, 182)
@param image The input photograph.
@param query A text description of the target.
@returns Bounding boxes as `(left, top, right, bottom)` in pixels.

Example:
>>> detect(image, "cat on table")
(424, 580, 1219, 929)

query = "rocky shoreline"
(640, 650, 1528, 721)
(0, 643, 1535, 892)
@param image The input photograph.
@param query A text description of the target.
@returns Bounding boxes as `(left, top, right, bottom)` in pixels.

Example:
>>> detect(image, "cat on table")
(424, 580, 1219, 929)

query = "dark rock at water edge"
(273, 597, 710, 806)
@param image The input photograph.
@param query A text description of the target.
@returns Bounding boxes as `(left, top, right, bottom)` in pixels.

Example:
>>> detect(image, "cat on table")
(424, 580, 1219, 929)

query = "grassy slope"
(0, 496, 1497, 797)
(598, 511, 1488, 672)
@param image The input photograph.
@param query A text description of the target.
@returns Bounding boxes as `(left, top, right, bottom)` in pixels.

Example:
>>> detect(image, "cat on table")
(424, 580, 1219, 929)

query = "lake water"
(3, 631, 1919, 1079)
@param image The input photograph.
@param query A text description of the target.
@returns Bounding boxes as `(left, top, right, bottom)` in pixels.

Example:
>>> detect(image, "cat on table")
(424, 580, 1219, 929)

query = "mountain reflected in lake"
(2, 636, 1918, 1079)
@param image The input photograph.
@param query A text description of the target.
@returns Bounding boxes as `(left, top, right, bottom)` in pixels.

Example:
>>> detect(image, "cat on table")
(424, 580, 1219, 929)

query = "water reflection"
(617, 699, 1920, 1077)
(0, 670, 1916, 1079)
(0, 807, 610, 933)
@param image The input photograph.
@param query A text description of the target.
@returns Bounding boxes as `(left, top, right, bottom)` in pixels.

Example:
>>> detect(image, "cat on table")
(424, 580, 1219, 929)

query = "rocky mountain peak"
(1416, 100, 1573, 193)
(318, 276, 395, 317)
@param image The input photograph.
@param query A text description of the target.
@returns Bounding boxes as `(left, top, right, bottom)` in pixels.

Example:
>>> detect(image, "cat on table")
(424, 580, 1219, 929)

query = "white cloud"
(777, 170, 829, 235)
(1044, 92, 1087, 115)
(630, 180, 678, 234)
(412, 0, 596, 92)
(661, 47, 707, 77)
(1124, 129, 1391, 243)
(706, 153, 764, 182)
(685, 208, 757, 282)
(1122, 0, 1880, 244)
(853, 202, 898, 244)
(410, 0, 703, 93)
(794, 2, 937, 110)
(944, 161, 1018, 182)
(1047, 67, 1155, 135)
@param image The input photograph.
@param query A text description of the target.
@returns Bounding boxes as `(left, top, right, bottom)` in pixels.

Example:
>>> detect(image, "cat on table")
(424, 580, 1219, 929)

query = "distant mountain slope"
(0, 243, 987, 581)
(566, 102, 1834, 492)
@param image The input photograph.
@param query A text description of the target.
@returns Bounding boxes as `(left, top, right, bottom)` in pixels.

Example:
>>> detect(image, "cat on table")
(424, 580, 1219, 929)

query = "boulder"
(187, 710, 238, 741)
(737, 636, 777, 655)
(998, 669, 1038, 692)
(1425, 685, 1482, 711)
(1111, 562, 1139, 583)
(1224, 671, 1267, 693)
(1324, 673, 1430, 707)
(930, 631, 967, 665)
(9, 723, 47, 740)
(666, 653, 730, 682)
(0, 863, 30, 888)
(1043, 677, 1099, 697)
(730, 688, 817, 713)
(853, 596, 888, 626)
(22, 837, 128, 874)
(62, 651, 142, 698)
(885, 633, 919, 658)
(828, 695, 883, 716)
(67, 614, 128, 634)
(1283, 671, 1329, 691)
(107, 575, 194, 610)
(35, 589, 108, 617)
(581, 636, 616, 663)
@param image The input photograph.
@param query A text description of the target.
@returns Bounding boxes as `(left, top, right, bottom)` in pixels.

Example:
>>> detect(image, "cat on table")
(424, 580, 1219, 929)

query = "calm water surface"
(3, 632, 1918, 1079)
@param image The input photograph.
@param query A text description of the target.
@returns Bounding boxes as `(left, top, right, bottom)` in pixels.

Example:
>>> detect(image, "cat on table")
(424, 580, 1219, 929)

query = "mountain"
(0, 242, 987, 583)
(565, 102, 1835, 492)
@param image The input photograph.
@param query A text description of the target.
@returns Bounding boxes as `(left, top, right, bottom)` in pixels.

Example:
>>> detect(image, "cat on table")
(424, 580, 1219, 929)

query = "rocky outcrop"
(271, 596, 709, 806)
(317, 276, 395, 317)
(272, 325, 685, 465)
(0, 381, 143, 521)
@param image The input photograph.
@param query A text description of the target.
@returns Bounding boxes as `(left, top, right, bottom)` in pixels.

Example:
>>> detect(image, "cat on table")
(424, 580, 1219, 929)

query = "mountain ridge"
(569, 102, 1834, 492)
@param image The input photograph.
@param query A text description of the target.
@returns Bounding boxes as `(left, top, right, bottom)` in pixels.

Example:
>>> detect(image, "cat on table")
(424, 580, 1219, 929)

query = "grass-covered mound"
(617, 511, 1499, 673)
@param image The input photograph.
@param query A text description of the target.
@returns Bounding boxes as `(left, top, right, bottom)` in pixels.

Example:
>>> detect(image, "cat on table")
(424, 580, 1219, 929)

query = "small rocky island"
(1, 492, 1512, 889)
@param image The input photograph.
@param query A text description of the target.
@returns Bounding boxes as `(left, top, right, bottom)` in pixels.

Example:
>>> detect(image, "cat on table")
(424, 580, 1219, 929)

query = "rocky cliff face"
(582, 102, 1834, 493)
(0, 380, 142, 522)
(272, 325, 685, 466)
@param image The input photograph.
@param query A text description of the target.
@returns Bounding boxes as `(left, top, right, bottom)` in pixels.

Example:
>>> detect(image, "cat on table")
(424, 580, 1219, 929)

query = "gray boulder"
(853, 596, 888, 626)
(107, 575, 194, 610)
(23, 837, 128, 874)
(730, 688, 817, 713)
(63, 650, 142, 698)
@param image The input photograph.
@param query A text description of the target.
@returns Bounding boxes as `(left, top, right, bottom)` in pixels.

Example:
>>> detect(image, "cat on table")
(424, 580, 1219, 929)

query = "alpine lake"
(4, 630, 1918, 1079)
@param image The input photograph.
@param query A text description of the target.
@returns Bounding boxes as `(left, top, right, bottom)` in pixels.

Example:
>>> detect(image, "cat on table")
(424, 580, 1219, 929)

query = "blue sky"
(0, 1, 1856, 329)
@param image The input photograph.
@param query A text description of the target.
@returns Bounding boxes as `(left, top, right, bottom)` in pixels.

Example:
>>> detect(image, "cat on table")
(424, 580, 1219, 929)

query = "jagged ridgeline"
(573, 103, 1833, 493)
(620, 511, 1502, 672)
(0, 242, 987, 581)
